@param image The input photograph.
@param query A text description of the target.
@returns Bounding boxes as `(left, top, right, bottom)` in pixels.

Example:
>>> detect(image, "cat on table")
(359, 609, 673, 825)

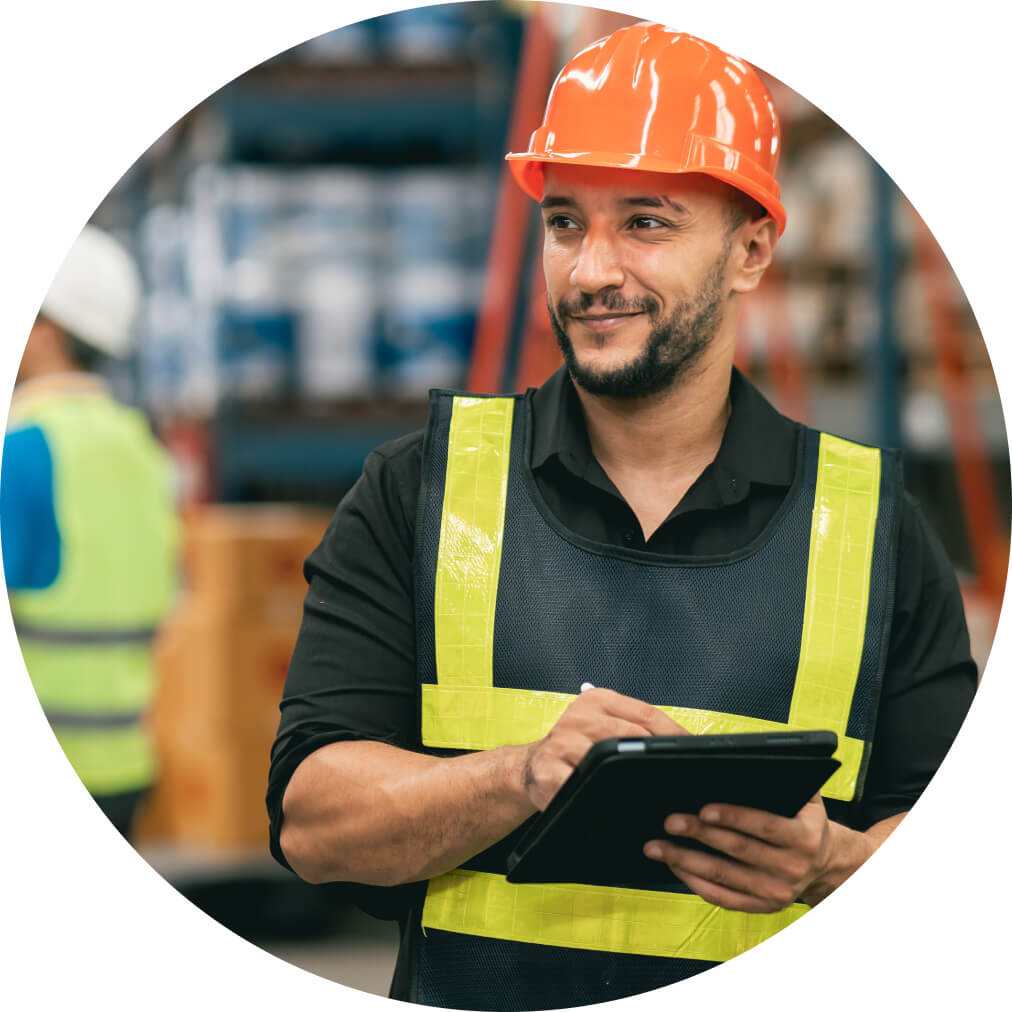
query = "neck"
(571, 342, 735, 541)
(17, 363, 89, 385)
(574, 350, 733, 479)
(11, 371, 106, 413)
(17, 343, 87, 387)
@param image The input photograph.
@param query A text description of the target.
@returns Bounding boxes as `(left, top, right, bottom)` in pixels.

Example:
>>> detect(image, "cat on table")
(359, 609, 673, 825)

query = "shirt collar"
(530, 365, 798, 506)
(706, 368, 798, 495)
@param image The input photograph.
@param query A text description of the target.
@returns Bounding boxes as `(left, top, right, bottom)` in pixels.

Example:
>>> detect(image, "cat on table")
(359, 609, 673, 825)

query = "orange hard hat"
(506, 23, 787, 235)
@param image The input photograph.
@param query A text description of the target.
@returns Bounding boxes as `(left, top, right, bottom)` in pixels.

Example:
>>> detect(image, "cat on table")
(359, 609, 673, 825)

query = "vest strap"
(15, 621, 158, 645)
(434, 397, 514, 688)
(791, 433, 881, 742)
(420, 683, 864, 801)
(44, 708, 146, 730)
(422, 870, 809, 962)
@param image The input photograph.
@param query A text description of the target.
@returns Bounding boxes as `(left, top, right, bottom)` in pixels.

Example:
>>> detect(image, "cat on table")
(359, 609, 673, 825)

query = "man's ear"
(729, 218, 779, 295)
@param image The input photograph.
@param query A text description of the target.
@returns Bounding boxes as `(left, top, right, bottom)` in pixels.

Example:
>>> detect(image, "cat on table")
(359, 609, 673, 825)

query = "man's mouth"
(570, 312, 643, 330)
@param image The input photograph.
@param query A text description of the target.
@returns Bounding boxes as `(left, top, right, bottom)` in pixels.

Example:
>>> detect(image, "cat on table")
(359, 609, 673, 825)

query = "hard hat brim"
(506, 151, 786, 236)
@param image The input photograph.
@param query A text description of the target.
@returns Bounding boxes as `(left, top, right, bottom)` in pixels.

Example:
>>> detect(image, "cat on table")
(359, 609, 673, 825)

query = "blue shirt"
(0, 424, 61, 590)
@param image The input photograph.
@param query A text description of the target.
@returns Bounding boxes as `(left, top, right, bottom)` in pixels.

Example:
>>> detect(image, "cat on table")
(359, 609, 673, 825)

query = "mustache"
(555, 290, 660, 319)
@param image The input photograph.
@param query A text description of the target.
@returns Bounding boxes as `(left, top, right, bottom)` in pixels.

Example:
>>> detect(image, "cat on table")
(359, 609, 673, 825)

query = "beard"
(547, 244, 730, 400)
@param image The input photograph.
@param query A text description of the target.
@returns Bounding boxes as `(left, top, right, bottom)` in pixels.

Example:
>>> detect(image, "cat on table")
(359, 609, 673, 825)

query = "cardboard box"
(144, 608, 290, 849)
(183, 505, 332, 622)
(152, 600, 298, 744)
(140, 727, 273, 849)
(132, 781, 174, 844)
(138, 504, 333, 850)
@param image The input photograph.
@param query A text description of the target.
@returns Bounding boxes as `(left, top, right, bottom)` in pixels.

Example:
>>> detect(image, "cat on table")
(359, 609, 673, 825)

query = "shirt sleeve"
(266, 429, 424, 871)
(1, 425, 60, 591)
(846, 491, 979, 830)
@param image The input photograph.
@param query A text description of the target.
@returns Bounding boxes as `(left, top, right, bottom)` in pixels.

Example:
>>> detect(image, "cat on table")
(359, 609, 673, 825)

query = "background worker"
(2, 224, 179, 840)
(268, 24, 977, 1009)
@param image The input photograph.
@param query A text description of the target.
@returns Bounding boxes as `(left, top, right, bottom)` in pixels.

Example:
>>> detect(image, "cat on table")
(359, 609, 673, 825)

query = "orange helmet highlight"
(506, 23, 787, 234)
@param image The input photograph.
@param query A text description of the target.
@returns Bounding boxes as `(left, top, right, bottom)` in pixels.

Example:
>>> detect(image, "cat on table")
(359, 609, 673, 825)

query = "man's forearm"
(800, 811, 906, 906)
(281, 688, 687, 888)
(280, 739, 536, 887)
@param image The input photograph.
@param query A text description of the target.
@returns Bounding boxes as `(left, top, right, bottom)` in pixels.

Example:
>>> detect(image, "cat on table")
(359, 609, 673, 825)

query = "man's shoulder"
(337, 429, 427, 542)
(370, 427, 426, 466)
(3, 421, 51, 448)
(2, 424, 53, 485)
(368, 376, 546, 469)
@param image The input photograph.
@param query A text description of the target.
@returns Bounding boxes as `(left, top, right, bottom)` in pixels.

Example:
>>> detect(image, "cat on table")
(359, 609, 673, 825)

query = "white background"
(1, 1, 1007, 1008)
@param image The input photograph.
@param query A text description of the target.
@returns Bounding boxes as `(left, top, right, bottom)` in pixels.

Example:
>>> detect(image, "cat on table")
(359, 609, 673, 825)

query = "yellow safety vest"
(411, 392, 899, 1004)
(7, 383, 178, 795)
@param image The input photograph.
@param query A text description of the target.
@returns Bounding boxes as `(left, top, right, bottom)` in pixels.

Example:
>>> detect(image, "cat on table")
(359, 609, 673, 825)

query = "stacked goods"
(134, 163, 495, 413)
(135, 505, 331, 849)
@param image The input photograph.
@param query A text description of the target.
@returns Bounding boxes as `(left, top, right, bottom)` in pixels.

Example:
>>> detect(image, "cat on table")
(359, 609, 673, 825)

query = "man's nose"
(569, 226, 625, 295)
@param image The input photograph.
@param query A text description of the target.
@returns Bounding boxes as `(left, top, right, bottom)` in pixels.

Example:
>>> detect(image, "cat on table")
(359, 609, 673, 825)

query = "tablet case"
(506, 732, 841, 886)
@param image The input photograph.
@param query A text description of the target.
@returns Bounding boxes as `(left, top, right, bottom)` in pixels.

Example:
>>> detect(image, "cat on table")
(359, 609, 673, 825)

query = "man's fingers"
(688, 801, 822, 852)
(643, 707, 689, 736)
(661, 814, 784, 871)
(546, 724, 639, 761)
(643, 839, 799, 912)
(527, 688, 691, 810)
(572, 687, 689, 737)
(534, 718, 665, 784)
(658, 865, 786, 915)
(643, 794, 834, 912)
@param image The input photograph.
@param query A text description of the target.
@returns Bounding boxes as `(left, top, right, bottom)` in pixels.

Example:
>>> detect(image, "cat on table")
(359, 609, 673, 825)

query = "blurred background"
(30, 0, 1009, 998)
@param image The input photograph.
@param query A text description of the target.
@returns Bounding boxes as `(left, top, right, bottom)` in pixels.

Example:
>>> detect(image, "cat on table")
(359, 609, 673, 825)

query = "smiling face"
(540, 164, 762, 399)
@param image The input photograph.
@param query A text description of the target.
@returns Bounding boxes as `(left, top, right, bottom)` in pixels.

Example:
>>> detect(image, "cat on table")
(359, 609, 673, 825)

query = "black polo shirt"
(267, 366, 977, 875)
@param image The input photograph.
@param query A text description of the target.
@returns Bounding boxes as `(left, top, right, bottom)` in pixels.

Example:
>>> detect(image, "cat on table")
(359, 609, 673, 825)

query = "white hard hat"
(40, 224, 143, 358)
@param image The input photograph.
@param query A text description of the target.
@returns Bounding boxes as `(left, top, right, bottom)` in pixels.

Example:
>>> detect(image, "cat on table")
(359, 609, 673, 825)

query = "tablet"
(506, 731, 841, 886)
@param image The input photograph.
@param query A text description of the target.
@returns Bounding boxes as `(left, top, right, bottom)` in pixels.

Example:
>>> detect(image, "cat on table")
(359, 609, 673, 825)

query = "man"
(2, 224, 179, 840)
(267, 24, 976, 1009)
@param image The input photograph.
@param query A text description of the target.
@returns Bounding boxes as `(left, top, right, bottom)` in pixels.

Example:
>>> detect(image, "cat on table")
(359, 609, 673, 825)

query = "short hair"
(36, 312, 110, 374)
(724, 189, 768, 235)
(65, 331, 108, 373)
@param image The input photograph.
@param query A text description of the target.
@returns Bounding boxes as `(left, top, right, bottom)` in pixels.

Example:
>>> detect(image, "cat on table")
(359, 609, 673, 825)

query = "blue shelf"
(213, 62, 512, 165)
(214, 409, 426, 502)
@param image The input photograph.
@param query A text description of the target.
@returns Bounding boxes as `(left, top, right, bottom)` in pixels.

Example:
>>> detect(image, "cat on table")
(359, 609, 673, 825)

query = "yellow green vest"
(409, 391, 901, 1008)
(8, 386, 178, 795)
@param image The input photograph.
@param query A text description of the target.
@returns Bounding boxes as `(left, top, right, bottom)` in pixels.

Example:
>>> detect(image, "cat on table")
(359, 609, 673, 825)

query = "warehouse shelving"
(212, 399, 429, 502)
(215, 61, 510, 164)
(92, 4, 525, 506)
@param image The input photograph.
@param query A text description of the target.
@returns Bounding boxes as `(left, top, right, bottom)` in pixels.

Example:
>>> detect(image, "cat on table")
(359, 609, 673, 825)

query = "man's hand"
(522, 688, 687, 810)
(642, 794, 902, 912)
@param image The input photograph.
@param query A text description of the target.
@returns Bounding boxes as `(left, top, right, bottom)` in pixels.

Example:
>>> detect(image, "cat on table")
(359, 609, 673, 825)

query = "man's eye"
(547, 214, 578, 230)
(630, 216, 665, 230)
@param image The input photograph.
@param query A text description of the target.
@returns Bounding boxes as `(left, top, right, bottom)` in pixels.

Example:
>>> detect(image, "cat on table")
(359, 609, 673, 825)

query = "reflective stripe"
(44, 708, 146, 730)
(422, 870, 809, 962)
(16, 622, 158, 645)
(434, 397, 514, 688)
(421, 683, 863, 801)
(790, 434, 881, 801)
